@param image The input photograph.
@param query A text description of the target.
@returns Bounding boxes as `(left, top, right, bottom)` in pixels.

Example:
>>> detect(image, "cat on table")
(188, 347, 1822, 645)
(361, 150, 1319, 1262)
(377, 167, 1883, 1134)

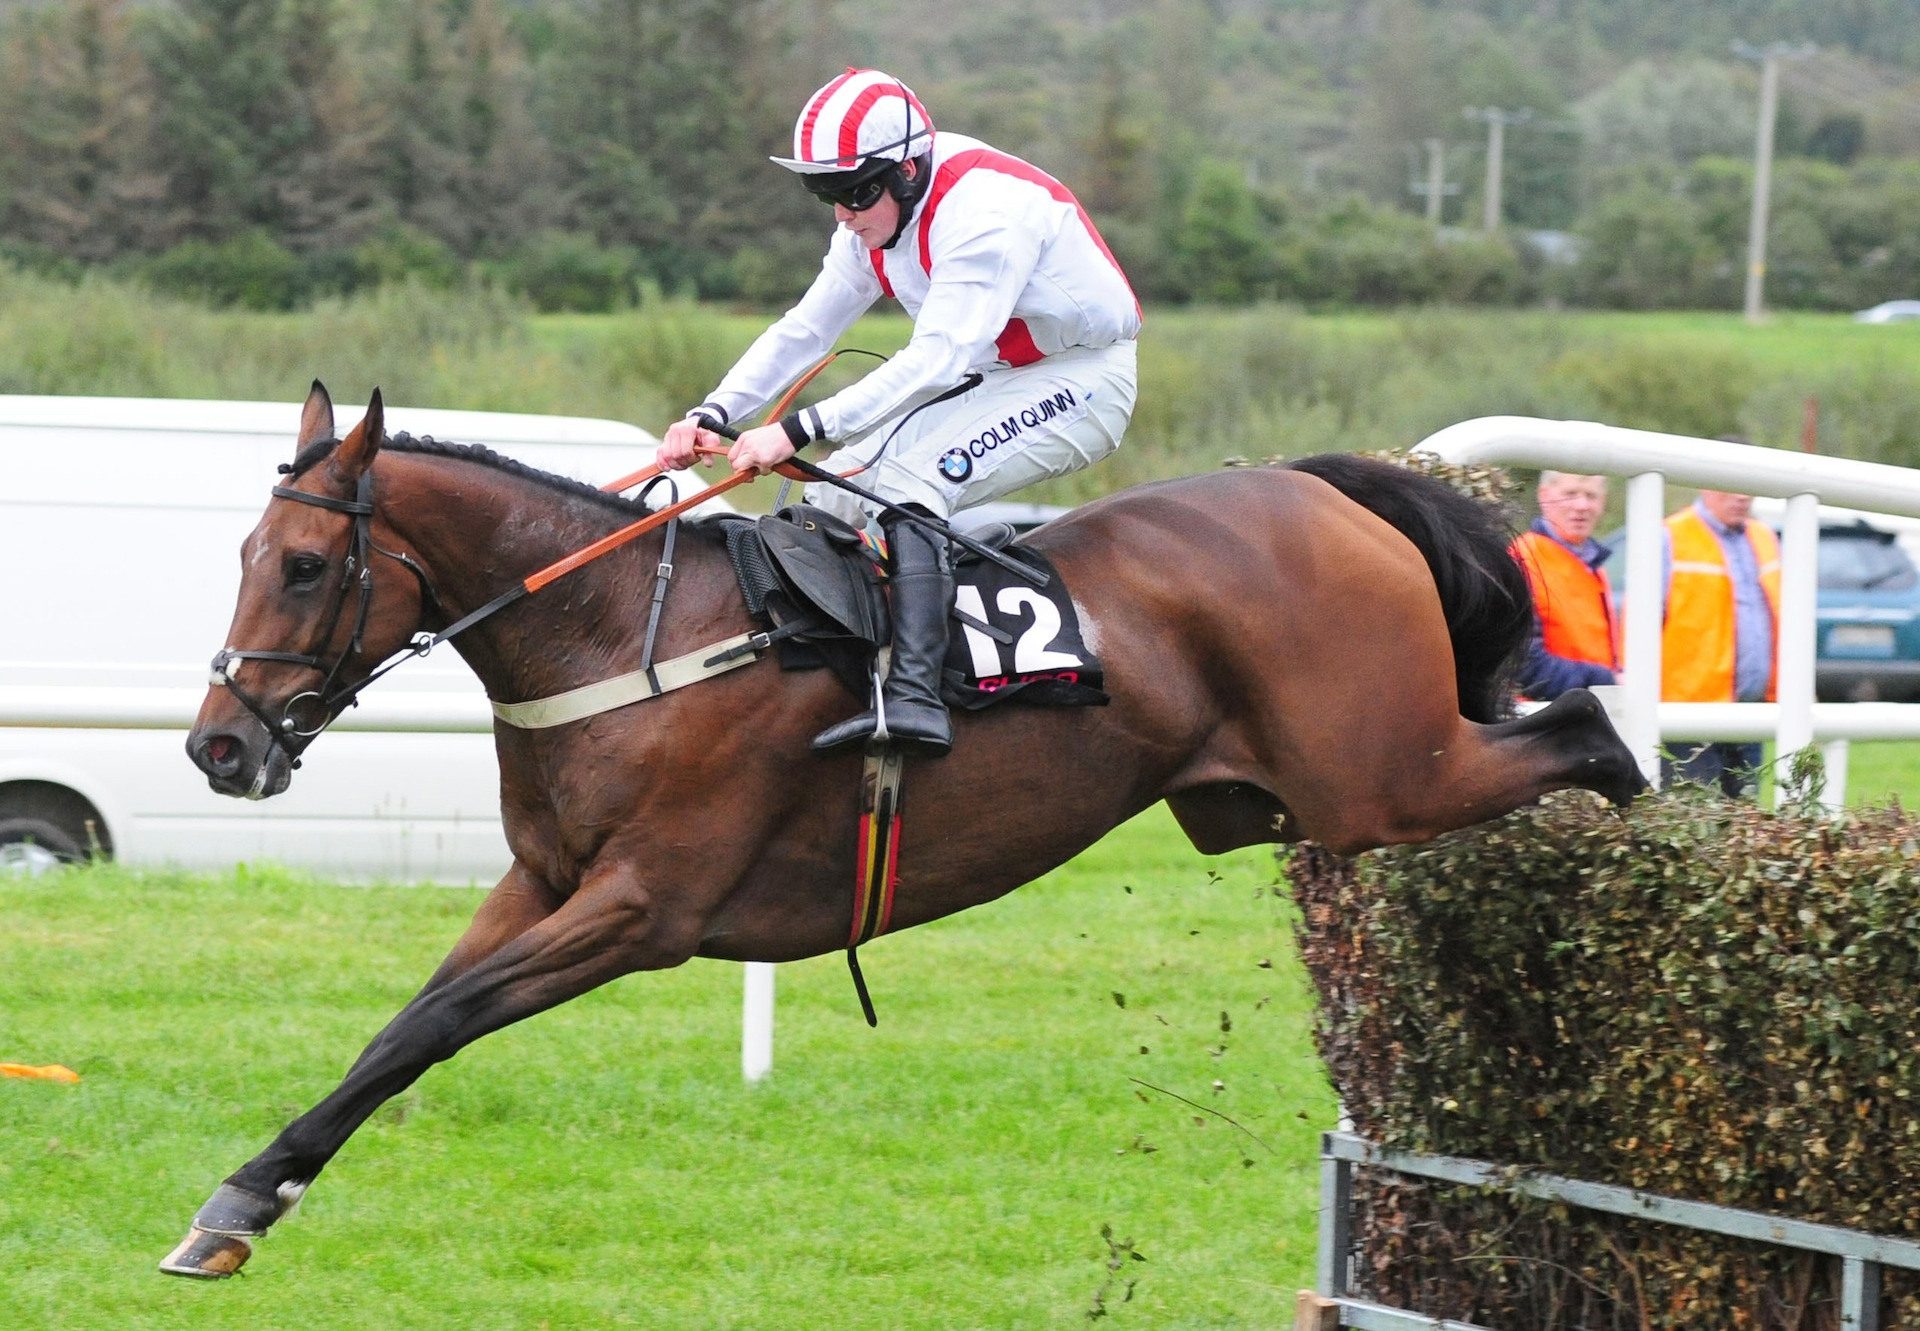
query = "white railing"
(1415, 417, 1920, 808)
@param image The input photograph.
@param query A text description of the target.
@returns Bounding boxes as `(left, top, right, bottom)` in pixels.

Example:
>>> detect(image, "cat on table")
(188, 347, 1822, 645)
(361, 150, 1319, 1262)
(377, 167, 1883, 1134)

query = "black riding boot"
(812, 510, 955, 756)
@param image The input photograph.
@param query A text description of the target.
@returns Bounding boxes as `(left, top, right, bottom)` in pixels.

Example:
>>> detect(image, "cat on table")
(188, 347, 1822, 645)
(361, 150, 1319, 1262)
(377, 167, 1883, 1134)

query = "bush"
(1547, 338, 1753, 438)
(133, 230, 315, 311)
(492, 231, 641, 312)
(1287, 790, 1920, 1328)
(352, 224, 464, 291)
(1571, 187, 1720, 309)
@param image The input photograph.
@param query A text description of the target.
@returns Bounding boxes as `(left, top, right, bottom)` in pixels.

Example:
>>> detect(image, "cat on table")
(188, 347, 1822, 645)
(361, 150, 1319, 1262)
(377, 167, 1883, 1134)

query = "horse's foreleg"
(161, 858, 678, 1278)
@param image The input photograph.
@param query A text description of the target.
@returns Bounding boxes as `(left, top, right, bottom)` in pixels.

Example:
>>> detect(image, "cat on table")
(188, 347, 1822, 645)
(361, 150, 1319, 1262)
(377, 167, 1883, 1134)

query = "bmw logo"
(938, 448, 972, 482)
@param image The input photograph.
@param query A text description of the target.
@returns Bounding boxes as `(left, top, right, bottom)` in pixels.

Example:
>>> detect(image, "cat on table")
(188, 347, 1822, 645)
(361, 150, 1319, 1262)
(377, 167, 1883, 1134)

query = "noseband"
(208, 461, 443, 769)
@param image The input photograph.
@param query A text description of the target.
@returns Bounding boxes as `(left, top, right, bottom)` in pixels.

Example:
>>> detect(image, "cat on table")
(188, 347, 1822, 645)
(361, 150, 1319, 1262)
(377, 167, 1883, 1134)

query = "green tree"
(537, 0, 801, 284)
(1574, 59, 1752, 184)
(445, 0, 555, 255)
(144, 0, 379, 250)
(377, 0, 465, 247)
(1571, 186, 1718, 309)
(1168, 160, 1275, 302)
(0, 0, 165, 260)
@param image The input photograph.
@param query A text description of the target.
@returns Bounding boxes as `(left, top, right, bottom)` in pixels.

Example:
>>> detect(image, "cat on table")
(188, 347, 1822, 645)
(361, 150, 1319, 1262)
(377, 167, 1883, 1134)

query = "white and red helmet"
(771, 68, 934, 177)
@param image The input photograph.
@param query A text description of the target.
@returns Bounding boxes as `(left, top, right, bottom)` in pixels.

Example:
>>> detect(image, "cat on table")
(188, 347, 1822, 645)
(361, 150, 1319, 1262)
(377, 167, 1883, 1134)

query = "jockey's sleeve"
(703, 235, 881, 428)
(789, 205, 1044, 446)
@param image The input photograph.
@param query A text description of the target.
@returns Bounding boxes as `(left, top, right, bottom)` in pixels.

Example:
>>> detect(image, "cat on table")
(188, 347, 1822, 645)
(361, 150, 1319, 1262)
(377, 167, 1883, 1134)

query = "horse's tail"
(1284, 453, 1532, 723)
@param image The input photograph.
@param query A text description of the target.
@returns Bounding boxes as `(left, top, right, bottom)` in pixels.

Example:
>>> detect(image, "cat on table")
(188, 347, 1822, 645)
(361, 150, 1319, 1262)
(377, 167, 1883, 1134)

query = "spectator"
(1660, 486, 1781, 797)
(1511, 471, 1619, 699)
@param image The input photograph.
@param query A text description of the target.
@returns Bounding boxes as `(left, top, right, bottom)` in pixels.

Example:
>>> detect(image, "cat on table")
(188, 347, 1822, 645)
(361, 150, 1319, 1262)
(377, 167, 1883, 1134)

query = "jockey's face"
(835, 189, 902, 250)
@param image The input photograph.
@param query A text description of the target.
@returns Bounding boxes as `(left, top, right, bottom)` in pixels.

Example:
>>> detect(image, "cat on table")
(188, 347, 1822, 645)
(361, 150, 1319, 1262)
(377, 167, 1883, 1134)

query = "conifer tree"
(0, 0, 166, 259)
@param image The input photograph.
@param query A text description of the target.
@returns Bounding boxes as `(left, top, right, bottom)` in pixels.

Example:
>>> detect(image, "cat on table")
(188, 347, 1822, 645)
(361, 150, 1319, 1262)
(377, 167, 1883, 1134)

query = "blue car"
(1813, 521, 1920, 702)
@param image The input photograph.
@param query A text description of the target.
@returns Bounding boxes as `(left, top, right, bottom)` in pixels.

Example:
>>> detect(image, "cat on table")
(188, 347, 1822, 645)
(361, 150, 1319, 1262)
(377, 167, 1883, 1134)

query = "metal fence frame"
(1313, 1131, 1920, 1330)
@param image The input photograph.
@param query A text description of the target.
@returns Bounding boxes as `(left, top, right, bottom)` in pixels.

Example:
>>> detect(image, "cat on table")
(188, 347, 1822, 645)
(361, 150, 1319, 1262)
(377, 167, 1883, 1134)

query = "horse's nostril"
(200, 735, 241, 774)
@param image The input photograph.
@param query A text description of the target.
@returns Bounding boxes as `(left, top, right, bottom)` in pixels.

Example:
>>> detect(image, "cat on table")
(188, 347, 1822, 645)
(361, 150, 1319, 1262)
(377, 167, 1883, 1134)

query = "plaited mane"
(284, 431, 699, 520)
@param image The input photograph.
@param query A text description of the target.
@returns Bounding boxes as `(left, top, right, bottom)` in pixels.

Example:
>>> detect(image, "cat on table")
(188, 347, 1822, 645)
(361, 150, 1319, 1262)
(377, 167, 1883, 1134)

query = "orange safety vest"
(1662, 508, 1782, 703)
(1511, 529, 1619, 670)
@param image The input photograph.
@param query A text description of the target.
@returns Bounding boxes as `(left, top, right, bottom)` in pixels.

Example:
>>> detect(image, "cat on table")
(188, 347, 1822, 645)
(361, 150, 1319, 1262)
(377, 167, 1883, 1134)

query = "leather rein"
(207, 379, 1040, 763)
(205, 439, 765, 769)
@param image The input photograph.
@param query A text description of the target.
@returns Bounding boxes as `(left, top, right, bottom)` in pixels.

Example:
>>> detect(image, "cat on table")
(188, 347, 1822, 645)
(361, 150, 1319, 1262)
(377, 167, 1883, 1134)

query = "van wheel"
(0, 817, 86, 874)
(0, 784, 105, 875)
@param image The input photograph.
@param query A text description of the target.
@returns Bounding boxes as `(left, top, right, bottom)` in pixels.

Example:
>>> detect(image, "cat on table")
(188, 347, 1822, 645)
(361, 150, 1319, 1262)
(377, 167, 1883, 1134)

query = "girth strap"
(488, 627, 802, 729)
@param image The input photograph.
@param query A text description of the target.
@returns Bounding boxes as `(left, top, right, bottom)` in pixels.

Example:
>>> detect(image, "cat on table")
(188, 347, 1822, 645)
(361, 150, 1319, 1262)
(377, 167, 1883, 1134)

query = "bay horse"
(161, 384, 1641, 1277)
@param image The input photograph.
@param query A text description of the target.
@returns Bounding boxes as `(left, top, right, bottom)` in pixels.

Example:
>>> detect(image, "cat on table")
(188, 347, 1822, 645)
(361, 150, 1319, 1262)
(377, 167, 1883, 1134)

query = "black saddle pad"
(944, 545, 1106, 710)
(717, 509, 1105, 711)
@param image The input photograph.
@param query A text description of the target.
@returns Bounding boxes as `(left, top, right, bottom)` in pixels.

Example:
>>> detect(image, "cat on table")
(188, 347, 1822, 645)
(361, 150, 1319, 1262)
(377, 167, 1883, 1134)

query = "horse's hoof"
(192, 1181, 288, 1235)
(158, 1227, 252, 1279)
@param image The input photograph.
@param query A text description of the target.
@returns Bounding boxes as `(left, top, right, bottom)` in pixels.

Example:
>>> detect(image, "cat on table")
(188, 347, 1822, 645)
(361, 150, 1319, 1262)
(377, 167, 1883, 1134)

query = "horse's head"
(188, 383, 438, 799)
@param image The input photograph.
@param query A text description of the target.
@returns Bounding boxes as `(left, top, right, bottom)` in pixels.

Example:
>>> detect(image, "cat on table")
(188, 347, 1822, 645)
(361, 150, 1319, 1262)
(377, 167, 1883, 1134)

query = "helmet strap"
(879, 153, 933, 251)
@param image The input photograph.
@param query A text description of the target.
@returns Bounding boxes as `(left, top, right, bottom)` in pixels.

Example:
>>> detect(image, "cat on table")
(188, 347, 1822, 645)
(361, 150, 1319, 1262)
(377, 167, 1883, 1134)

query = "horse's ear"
(298, 380, 335, 451)
(330, 388, 384, 484)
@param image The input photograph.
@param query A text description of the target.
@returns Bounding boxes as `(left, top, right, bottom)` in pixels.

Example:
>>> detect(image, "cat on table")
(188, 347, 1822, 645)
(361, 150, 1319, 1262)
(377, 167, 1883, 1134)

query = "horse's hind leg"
(1292, 689, 1644, 855)
(1482, 689, 1648, 807)
(160, 856, 678, 1278)
(1390, 690, 1642, 838)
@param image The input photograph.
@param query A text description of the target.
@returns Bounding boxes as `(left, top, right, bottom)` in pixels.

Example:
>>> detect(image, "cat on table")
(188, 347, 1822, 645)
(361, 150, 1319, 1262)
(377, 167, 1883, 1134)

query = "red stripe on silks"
(995, 318, 1044, 367)
(836, 84, 892, 164)
(918, 148, 1141, 318)
(798, 68, 861, 163)
(869, 248, 894, 298)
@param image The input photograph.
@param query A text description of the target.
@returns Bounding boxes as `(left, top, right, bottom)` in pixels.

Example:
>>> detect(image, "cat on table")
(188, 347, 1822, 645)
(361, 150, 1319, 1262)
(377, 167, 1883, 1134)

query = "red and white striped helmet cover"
(770, 68, 934, 175)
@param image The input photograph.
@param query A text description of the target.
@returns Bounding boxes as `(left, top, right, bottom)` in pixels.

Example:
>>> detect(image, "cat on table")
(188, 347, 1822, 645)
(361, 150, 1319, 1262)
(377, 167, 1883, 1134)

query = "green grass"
(0, 807, 1331, 1330)
(1817, 738, 1920, 809)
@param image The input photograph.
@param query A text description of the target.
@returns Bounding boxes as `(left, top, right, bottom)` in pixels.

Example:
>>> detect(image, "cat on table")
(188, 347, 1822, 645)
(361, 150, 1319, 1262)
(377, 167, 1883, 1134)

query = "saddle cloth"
(717, 505, 1107, 710)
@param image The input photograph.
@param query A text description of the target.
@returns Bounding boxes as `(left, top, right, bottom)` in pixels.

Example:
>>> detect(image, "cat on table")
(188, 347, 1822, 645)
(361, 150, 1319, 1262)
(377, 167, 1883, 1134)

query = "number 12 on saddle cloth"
(941, 547, 1105, 709)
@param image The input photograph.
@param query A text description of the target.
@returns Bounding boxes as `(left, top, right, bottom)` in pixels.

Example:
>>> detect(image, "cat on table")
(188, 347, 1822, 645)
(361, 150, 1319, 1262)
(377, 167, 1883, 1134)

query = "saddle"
(715, 504, 1107, 710)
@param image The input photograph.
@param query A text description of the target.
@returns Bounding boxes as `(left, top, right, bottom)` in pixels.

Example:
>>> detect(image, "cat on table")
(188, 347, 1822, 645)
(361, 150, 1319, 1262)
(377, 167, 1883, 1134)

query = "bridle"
(207, 459, 443, 771)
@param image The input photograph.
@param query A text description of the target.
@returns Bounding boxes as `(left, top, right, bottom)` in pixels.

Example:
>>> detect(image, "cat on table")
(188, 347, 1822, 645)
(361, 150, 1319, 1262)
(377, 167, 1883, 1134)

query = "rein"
(207, 385, 1036, 758)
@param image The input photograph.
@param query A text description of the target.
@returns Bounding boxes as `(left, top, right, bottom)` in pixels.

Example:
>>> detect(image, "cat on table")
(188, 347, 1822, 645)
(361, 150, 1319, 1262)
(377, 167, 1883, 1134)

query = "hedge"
(1287, 789, 1920, 1328)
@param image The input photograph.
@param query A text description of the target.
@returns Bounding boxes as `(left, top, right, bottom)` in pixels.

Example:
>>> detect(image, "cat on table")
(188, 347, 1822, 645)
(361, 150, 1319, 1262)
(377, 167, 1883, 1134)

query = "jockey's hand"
(727, 423, 798, 476)
(659, 414, 725, 470)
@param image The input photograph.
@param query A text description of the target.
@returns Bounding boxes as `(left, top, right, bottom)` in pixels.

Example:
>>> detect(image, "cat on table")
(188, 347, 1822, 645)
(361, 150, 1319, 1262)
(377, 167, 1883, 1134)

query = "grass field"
(1, 807, 1332, 1330)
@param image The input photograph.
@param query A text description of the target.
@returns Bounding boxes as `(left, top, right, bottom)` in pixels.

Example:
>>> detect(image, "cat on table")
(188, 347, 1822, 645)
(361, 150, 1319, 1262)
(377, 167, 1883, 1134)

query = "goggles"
(803, 169, 893, 212)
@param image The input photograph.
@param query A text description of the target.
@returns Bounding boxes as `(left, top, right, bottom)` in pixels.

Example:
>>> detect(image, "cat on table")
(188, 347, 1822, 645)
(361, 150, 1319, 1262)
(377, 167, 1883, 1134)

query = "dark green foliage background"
(1288, 792, 1920, 1328)
(4, 0, 1920, 309)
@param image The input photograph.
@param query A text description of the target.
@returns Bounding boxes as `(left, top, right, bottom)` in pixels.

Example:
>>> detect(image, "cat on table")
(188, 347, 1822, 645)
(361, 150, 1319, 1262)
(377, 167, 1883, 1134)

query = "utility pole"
(1408, 139, 1459, 224)
(1733, 41, 1816, 323)
(1463, 107, 1533, 230)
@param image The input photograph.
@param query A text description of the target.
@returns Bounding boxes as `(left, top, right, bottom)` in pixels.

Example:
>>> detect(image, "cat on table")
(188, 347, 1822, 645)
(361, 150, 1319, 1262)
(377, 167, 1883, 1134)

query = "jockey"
(658, 67, 1141, 758)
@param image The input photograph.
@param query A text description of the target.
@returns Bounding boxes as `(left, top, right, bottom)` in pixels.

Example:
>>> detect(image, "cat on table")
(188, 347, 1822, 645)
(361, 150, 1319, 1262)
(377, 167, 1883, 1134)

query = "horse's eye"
(286, 554, 328, 586)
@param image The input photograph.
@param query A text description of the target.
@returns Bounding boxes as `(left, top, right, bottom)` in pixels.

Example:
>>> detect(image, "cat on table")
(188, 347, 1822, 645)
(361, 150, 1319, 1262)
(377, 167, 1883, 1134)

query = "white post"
(742, 962, 775, 1082)
(1775, 492, 1821, 807)
(1621, 471, 1667, 787)
(1821, 739, 1850, 814)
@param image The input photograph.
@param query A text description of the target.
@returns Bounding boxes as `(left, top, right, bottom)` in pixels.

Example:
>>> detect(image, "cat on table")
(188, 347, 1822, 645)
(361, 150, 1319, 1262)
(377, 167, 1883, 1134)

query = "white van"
(0, 394, 730, 882)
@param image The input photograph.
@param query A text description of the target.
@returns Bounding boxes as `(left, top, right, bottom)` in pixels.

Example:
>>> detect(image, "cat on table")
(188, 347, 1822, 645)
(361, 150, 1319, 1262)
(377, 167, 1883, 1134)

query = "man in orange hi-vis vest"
(1511, 471, 1620, 700)
(1661, 485, 1781, 797)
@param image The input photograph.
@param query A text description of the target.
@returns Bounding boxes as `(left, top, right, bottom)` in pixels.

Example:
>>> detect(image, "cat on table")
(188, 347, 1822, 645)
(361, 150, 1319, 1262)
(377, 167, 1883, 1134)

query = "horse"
(160, 384, 1642, 1277)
